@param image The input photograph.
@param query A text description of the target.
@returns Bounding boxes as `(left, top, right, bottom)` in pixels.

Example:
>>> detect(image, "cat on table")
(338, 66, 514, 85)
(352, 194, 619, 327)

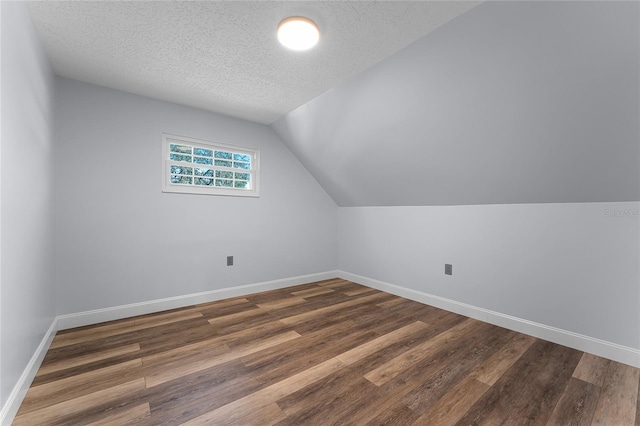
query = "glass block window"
(162, 134, 259, 197)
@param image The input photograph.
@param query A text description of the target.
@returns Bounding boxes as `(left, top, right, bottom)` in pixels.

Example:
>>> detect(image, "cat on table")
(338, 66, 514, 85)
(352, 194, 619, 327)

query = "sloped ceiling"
(272, 1, 640, 206)
(26, 1, 479, 125)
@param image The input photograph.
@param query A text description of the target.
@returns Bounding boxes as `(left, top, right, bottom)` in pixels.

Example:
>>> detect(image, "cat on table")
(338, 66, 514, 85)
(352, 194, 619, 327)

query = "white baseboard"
(338, 270, 640, 368)
(57, 271, 338, 330)
(4, 269, 636, 426)
(0, 318, 58, 426)
(1, 271, 338, 424)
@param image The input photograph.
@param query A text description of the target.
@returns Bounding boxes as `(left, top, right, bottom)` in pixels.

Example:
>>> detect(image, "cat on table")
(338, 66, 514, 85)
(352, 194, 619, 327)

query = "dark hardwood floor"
(14, 279, 640, 425)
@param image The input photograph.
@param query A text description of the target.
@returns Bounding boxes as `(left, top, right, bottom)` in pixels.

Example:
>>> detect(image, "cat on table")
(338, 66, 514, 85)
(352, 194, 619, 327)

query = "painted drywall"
(54, 77, 337, 316)
(338, 202, 640, 350)
(272, 1, 640, 206)
(0, 1, 56, 409)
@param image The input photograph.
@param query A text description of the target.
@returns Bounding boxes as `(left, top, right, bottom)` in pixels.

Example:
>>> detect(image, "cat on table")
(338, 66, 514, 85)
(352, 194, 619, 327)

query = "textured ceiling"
(273, 1, 640, 206)
(27, 1, 480, 124)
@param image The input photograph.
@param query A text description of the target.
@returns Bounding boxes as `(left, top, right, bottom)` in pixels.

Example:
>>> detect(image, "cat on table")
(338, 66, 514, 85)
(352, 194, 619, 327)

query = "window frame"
(162, 133, 260, 197)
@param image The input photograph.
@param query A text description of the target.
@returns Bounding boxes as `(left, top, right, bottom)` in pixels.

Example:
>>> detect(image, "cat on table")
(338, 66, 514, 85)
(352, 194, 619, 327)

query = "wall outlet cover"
(445, 264, 452, 275)
(227, 256, 234, 266)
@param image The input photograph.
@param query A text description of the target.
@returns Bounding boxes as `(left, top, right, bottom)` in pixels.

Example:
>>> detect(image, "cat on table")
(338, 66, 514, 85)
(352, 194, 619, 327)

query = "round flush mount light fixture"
(277, 16, 320, 51)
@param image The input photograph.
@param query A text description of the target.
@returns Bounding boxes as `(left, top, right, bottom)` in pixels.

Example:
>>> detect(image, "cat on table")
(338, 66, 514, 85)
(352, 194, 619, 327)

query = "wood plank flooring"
(14, 279, 640, 425)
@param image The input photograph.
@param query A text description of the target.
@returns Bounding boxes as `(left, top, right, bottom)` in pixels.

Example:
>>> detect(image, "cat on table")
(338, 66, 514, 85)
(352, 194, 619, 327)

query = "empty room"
(1, 0, 639, 424)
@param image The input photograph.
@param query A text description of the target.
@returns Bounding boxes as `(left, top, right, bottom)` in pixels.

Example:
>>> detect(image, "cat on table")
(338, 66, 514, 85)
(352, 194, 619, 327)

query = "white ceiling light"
(277, 16, 320, 51)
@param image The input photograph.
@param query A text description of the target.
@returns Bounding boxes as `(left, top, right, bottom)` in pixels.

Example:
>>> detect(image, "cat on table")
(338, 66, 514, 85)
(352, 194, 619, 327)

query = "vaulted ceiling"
(272, 1, 640, 206)
(27, 1, 639, 207)
(27, 1, 479, 124)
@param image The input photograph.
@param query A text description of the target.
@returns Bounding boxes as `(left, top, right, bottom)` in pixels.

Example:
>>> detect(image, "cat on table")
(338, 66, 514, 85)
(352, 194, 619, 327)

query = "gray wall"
(272, 1, 639, 207)
(273, 0, 640, 352)
(338, 202, 640, 349)
(0, 1, 56, 408)
(1, 3, 638, 415)
(54, 78, 337, 315)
